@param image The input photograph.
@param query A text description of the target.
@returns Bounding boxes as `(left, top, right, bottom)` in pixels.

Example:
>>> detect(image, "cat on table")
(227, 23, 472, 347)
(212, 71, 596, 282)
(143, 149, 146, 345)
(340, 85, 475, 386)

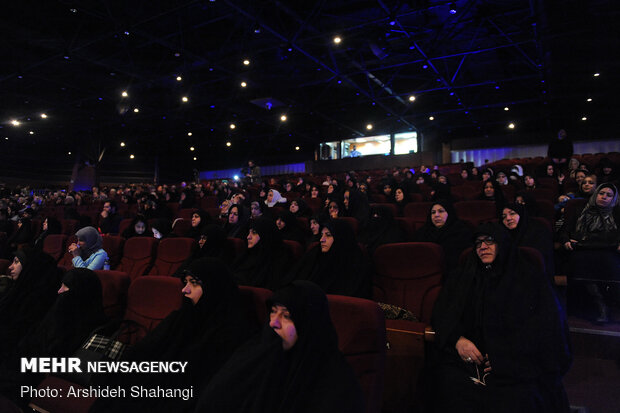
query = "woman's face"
(581, 177, 596, 194)
(438, 175, 447, 184)
(395, 189, 404, 202)
(497, 173, 507, 184)
(191, 213, 201, 227)
(327, 184, 334, 194)
(276, 217, 285, 230)
(269, 305, 298, 350)
(289, 201, 299, 213)
(343, 191, 350, 208)
(328, 202, 339, 218)
(524, 175, 535, 187)
(199, 234, 207, 249)
(569, 159, 579, 170)
(502, 208, 520, 230)
(152, 228, 162, 239)
(484, 182, 495, 197)
(430, 204, 448, 228)
(471, 167, 479, 176)
(58, 283, 70, 294)
(247, 228, 260, 248)
(8, 256, 22, 279)
(267, 190, 274, 203)
(383, 185, 392, 195)
(461, 170, 468, 179)
(250, 203, 262, 218)
(515, 195, 525, 205)
(575, 171, 586, 184)
(310, 219, 320, 235)
(596, 187, 615, 208)
(228, 207, 239, 224)
(181, 275, 203, 305)
(134, 221, 146, 235)
(320, 227, 334, 252)
(475, 236, 498, 264)
(78, 239, 87, 249)
(311, 187, 319, 198)
(285, 183, 292, 192)
(482, 172, 491, 181)
(43, 219, 48, 231)
(546, 165, 554, 176)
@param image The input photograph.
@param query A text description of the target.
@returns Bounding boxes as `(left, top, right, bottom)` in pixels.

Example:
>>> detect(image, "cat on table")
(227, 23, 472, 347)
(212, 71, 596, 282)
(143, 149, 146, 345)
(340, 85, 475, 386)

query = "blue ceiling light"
(449, 3, 457, 14)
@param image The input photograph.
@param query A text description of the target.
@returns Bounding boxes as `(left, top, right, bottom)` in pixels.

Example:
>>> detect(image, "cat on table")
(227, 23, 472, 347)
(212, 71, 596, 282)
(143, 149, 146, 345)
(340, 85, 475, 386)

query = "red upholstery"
(118, 218, 133, 236)
(57, 235, 78, 271)
(123, 276, 183, 344)
(296, 217, 310, 235)
(94, 270, 130, 319)
(333, 216, 359, 235)
(0, 258, 10, 275)
(172, 218, 193, 237)
(283, 239, 304, 260)
(101, 235, 125, 269)
(394, 217, 417, 241)
(536, 199, 555, 226)
(60, 219, 78, 235)
(238, 285, 273, 329)
(148, 237, 196, 276)
(177, 208, 196, 221)
(371, 193, 387, 203)
(166, 202, 180, 217)
(373, 242, 444, 323)
(409, 193, 424, 203)
(304, 197, 324, 214)
(454, 201, 497, 227)
(43, 234, 68, 262)
(200, 196, 219, 209)
(532, 187, 556, 203)
(370, 203, 398, 217)
(227, 237, 246, 258)
(328, 294, 386, 413)
(116, 237, 158, 281)
(403, 202, 432, 223)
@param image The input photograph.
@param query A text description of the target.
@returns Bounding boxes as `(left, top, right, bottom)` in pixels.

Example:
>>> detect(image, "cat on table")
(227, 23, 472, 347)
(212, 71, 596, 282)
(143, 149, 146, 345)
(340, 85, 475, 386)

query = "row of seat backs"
(29, 280, 386, 413)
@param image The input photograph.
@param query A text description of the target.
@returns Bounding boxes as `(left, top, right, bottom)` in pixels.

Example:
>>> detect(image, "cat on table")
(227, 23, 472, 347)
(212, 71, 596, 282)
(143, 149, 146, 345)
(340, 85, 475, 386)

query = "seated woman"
(33, 216, 62, 249)
(92, 258, 253, 413)
(500, 203, 555, 281)
(264, 189, 287, 208)
(68, 226, 109, 270)
(559, 183, 620, 323)
(292, 219, 370, 298)
(0, 248, 59, 362)
(431, 223, 571, 412)
(478, 180, 506, 214)
(151, 218, 174, 239)
(358, 205, 405, 256)
(6, 217, 33, 254)
(413, 201, 472, 274)
(121, 214, 152, 239)
(390, 186, 408, 217)
(195, 280, 363, 413)
(306, 215, 322, 246)
(342, 188, 370, 224)
(224, 204, 247, 239)
(289, 198, 310, 218)
(0, 268, 106, 408)
(276, 211, 306, 245)
(232, 217, 292, 290)
(186, 209, 212, 240)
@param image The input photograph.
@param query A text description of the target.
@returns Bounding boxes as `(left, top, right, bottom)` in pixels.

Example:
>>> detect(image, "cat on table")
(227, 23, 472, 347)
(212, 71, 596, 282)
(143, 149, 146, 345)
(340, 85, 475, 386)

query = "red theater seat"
(200, 196, 219, 209)
(333, 216, 359, 235)
(283, 239, 304, 260)
(403, 202, 432, 224)
(116, 237, 158, 281)
(0, 258, 10, 275)
(238, 285, 273, 329)
(60, 219, 78, 235)
(227, 237, 246, 258)
(94, 270, 130, 319)
(328, 294, 386, 413)
(101, 235, 125, 269)
(57, 235, 78, 271)
(454, 200, 497, 227)
(118, 218, 133, 237)
(43, 234, 68, 262)
(148, 237, 196, 276)
(370, 203, 398, 217)
(176, 208, 196, 221)
(172, 218, 193, 237)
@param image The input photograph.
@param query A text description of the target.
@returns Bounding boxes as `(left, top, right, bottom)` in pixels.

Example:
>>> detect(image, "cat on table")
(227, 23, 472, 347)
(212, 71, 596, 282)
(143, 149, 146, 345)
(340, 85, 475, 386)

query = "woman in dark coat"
(500, 203, 555, 281)
(479, 180, 506, 214)
(292, 219, 370, 298)
(92, 258, 254, 413)
(33, 216, 62, 249)
(194, 280, 363, 413)
(0, 248, 60, 362)
(223, 204, 248, 239)
(413, 201, 472, 274)
(7, 217, 34, 253)
(358, 205, 405, 256)
(559, 183, 620, 323)
(430, 223, 571, 412)
(343, 188, 370, 224)
(232, 217, 293, 290)
(185, 209, 212, 240)
(276, 210, 306, 245)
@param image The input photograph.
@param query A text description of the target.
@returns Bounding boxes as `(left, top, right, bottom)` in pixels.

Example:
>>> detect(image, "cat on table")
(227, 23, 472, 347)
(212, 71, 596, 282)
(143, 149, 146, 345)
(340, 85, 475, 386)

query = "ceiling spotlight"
(593, 73, 600, 77)
(280, 115, 287, 122)
(449, 3, 457, 14)
(193, 157, 197, 161)
(581, 116, 587, 121)
(429, 116, 434, 120)
(229, 123, 236, 129)
(130, 154, 135, 159)
(68, 151, 72, 154)
(333, 36, 342, 44)
(295, 146, 300, 151)
(41, 113, 48, 119)
(190, 146, 195, 151)
(226, 141, 232, 147)
(182, 96, 189, 102)
(133, 108, 139, 113)
(176, 76, 182, 81)
(504, 107, 509, 111)
(586, 98, 592, 102)
(366, 124, 373, 130)
(120, 142, 125, 147)
(240, 82, 247, 88)
(121, 91, 128, 97)
(243, 59, 250, 65)
(29, 131, 34, 135)
(187, 132, 193, 136)
(11, 120, 20, 126)
(408, 95, 416, 102)
(508, 123, 515, 129)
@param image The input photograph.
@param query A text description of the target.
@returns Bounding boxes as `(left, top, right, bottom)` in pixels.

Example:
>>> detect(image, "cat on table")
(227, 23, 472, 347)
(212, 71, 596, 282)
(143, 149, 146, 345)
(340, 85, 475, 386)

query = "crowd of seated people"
(0, 152, 617, 411)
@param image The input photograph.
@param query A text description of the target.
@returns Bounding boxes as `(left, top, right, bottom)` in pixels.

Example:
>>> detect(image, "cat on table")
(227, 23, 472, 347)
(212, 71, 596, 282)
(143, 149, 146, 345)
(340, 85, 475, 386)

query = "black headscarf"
(224, 204, 248, 239)
(195, 280, 363, 413)
(291, 219, 370, 298)
(121, 214, 152, 239)
(232, 217, 292, 290)
(358, 205, 405, 256)
(186, 209, 212, 240)
(277, 210, 306, 245)
(343, 189, 370, 224)
(0, 248, 60, 360)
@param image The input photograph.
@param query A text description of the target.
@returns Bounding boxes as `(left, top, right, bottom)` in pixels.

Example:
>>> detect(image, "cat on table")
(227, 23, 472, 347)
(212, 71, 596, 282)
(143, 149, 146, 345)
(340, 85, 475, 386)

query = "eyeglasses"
(474, 236, 496, 248)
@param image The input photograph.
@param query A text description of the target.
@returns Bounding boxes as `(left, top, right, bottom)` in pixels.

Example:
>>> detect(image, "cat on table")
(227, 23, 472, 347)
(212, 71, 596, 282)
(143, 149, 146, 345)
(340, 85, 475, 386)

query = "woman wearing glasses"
(430, 223, 571, 412)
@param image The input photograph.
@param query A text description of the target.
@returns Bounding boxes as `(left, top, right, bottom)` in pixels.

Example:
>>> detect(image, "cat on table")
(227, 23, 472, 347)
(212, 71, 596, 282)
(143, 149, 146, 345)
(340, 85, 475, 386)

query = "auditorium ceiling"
(1, 0, 618, 177)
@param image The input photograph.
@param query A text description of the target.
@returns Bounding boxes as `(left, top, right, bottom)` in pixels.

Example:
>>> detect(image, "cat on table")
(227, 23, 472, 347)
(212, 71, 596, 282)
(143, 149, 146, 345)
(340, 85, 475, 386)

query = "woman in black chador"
(292, 219, 370, 298)
(232, 217, 292, 290)
(430, 223, 571, 413)
(92, 257, 254, 413)
(413, 200, 472, 275)
(194, 280, 364, 413)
